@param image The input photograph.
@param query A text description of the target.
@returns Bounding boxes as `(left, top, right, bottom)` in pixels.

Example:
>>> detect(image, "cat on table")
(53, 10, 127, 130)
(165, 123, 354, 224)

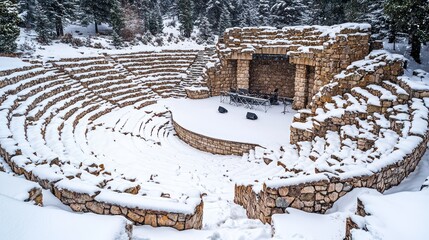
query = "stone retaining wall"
(249, 59, 296, 98)
(173, 119, 258, 156)
(185, 88, 210, 99)
(234, 131, 429, 224)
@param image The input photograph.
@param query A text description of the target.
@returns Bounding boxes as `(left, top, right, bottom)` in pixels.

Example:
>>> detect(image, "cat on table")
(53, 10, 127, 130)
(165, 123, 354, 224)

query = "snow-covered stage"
(164, 97, 295, 147)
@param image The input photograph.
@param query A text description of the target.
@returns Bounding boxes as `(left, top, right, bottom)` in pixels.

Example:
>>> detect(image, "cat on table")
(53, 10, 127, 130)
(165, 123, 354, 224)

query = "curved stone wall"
(235, 132, 428, 223)
(172, 119, 258, 156)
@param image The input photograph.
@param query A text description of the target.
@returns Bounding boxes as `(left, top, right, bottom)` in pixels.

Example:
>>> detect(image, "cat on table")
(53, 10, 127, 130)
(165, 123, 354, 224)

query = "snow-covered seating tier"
(0, 63, 204, 230)
(110, 49, 201, 98)
(51, 56, 158, 109)
(233, 51, 429, 224)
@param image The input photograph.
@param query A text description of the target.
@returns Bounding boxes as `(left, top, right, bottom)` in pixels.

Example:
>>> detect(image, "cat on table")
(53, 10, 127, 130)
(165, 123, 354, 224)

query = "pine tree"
(236, 0, 259, 27)
(110, 0, 124, 47)
(178, 0, 193, 37)
(160, 0, 175, 14)
(365, 0, 386, 36)
(229, 0, 241, 27)
(218, 3, 232, 34)
(192, 0, 209, 23)
(155, 1, 163, 33)
(37, 0, 78, 37)
(271, 0, 308, 27)
(0, 0, 20, 53)
(19, 0, 37, 29)
(80, 0, 113, 34)
(34, 0, 55, 44)
(258, 0, 271, 26)
(207, 0, 223, 34)
(143, 0, 163, 35)
(343, 0, 386, 37)
(198, 15, 212, 41)
(207, 0, 232, 35)
(311, 0, 346, 25)
(112, 31, 122, 48)
(385, 0, 429, 63)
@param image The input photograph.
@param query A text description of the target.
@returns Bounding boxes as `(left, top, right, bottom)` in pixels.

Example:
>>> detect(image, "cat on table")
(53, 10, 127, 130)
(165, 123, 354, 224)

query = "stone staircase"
(182, 47, 216, 89)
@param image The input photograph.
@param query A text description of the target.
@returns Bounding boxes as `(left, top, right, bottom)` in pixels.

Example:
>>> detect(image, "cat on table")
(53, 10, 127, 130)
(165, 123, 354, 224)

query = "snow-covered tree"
(271, 0, 308, 27)
(110, 0, 124, 47)
(80, 0, 113, 34)
(34, 0, 55, 44)
(146, 0, 163, 35)
(258, 0, 271, 26)
(342, 0, 386, 37)
(178, 0, 193, 37)
(207, 0, 233, 35)
(385, 0, 429, 63)
(0, 0, 20, 53)
(19, 0, 37, 29)
(36, 0, 78, 37)
(236, 0, 259, 27)
(310, 0, 345, 25)
(218, 4, 232, 34)
(206, 0, 223, 34)
(198, 15, 212, 40)
(192, 0, 209, 22)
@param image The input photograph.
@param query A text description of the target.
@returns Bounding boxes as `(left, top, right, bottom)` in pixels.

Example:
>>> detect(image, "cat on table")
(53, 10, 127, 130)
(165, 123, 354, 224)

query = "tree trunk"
(411, 33, 421, 64)
(95, 19, 99, 34)
(55, 17, 64, 37)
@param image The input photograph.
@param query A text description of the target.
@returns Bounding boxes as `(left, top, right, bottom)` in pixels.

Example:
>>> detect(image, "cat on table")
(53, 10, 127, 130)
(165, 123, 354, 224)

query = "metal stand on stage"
(281, 97, 294, 114)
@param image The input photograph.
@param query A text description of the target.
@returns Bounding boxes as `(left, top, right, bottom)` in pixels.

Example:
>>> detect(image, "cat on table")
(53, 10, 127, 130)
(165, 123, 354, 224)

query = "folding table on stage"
(220, 91, 271, 112)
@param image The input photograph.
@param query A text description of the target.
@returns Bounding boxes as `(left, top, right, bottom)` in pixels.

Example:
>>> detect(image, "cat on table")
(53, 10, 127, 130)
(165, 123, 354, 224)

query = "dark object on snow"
(218, 106, 228, 113)
(246, 112, 258, 120)
(270, 88, 279, 105)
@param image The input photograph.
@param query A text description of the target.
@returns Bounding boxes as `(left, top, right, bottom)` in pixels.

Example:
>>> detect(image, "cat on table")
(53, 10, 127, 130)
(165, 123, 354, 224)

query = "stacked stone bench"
(110, 50, 199, 98)
(233, 51, 429, 224)
(52, 57, 157, 109)
(0, 64, 204, 230)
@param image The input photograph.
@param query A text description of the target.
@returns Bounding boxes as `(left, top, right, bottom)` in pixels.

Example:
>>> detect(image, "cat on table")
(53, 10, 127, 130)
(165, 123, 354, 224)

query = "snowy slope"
(0, 194, 130, 240)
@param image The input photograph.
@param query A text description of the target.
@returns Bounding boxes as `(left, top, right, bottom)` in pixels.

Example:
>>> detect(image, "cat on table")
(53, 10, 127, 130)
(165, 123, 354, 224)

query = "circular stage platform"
(163, 97, 295, 154)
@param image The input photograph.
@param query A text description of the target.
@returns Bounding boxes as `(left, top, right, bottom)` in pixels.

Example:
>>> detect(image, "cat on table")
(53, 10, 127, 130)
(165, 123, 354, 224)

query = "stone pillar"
(236, 60, 250, 89)
(293, 64, 307, 109)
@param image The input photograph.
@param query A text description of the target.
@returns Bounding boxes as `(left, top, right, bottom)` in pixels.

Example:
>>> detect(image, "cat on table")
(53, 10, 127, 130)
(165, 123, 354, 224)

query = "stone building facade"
(206, 24, 377, 109)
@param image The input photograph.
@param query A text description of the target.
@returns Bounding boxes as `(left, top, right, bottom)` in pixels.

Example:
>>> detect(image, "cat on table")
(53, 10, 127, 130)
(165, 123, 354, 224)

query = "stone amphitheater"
(1, 23, 429, 238)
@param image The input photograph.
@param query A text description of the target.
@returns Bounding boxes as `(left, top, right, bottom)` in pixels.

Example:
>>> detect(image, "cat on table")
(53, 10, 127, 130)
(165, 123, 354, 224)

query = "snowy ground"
(17, 19, 208, 61)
